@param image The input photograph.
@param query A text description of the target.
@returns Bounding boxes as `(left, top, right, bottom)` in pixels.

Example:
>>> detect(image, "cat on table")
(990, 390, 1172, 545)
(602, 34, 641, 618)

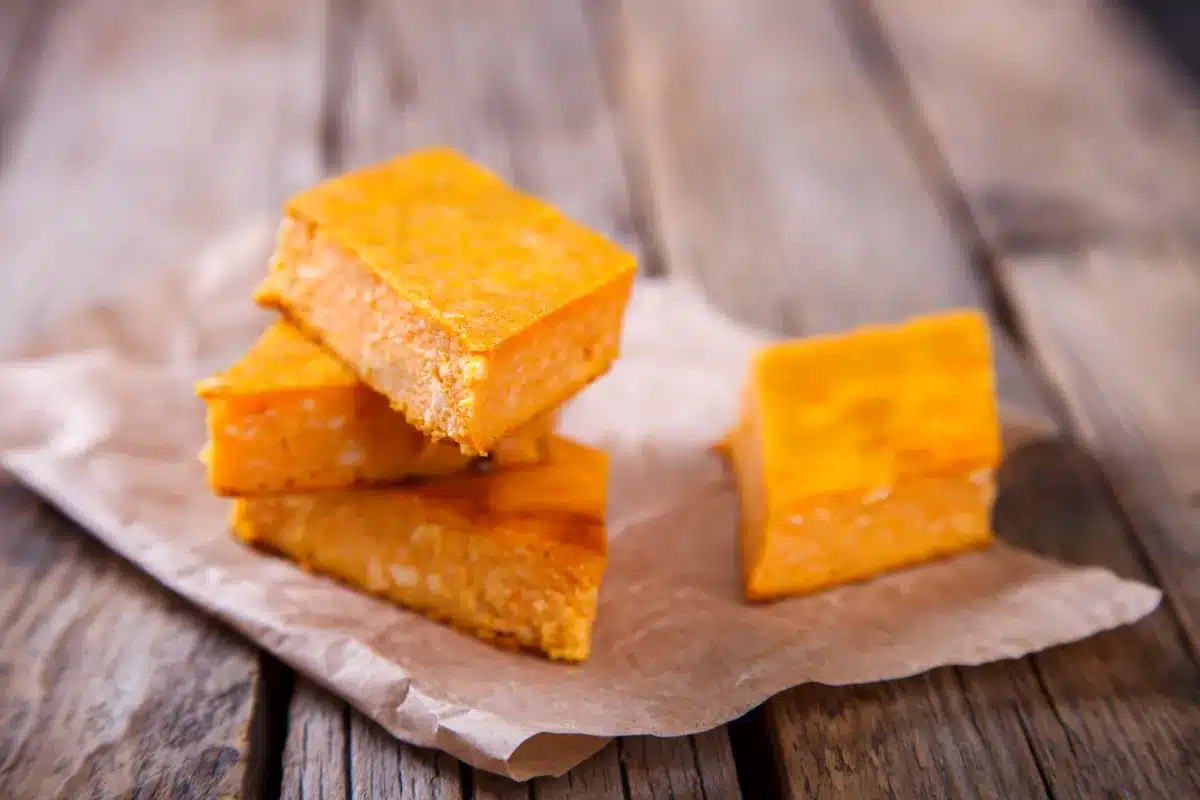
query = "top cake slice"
(255, 148, 638, 454)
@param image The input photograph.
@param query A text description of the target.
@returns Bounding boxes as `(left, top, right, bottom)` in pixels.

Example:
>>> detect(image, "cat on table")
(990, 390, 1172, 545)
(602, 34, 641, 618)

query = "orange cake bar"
(232, 436, 608, 661)
(197, 321, 556, 496)
(725, 310, 1000, 600)
(255, 148, 637, 455)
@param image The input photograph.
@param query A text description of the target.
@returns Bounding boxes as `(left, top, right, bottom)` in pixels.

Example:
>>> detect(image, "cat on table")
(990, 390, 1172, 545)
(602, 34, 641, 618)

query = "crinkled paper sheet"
(0, 223, 1161, 779)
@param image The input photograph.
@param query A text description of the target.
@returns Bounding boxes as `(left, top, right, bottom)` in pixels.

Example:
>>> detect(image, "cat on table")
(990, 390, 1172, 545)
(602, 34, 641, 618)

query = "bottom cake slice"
(231, 436, 608, 661)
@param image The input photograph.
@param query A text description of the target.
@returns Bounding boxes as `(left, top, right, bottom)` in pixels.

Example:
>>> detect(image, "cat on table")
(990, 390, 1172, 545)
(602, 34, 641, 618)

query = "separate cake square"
(726, 310, 1001, 600)
(255, 148, 637, 454)
(197, 321, 555, 496)
(232, 436, 608, 661)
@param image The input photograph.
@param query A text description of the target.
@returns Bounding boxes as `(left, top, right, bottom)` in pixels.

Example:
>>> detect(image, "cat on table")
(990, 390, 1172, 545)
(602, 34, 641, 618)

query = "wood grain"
(340, 0, 636, 254)
(534, 743, 624, 800)
(282, 680, 464, 800)
(999, 246, 1200, 659)
(282, 680, 347, 800)
(473, 734, 740, 800)
(994, 439, 1200, 796)
(0, 486, 262, 798)
(474, 744, 624, 800)
(0, 1, 329, 797)
(350, 712, 463, 799)
(473, 769, 532, 800)
(621, 732, 740, 800)
(608, 0, 973, 327)
(867, 0, 1200, 251)
(766, 669, 1053, 799)
(604, 0, 1046, 416)
(472, 737, 737, 800)
(0, 0, 326, 351)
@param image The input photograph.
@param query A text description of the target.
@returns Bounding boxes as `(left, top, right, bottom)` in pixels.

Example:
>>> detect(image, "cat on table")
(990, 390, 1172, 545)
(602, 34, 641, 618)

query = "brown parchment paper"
(0, 223, 1161, 780)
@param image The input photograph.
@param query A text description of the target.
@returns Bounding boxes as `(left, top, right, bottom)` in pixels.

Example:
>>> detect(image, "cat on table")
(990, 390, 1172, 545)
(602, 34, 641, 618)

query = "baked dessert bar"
(255, 148, 636, 454)
(725, 310, 1000, 600)
(231, 436, 608, 661)
(197, 321, 554, 495)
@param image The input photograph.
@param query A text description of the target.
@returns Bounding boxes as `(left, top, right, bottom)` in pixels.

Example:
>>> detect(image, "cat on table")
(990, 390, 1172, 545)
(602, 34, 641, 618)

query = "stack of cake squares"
(196, 149, 637, 662)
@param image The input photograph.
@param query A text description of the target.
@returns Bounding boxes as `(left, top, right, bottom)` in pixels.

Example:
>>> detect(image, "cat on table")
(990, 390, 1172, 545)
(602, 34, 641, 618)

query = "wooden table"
(2, 0, 1198, 797)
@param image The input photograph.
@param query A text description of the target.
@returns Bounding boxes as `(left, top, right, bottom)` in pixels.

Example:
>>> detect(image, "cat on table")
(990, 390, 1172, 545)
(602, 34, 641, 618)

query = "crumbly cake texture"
(255, 148, 638, 455)
(726, 310, 1001, 600)
(196, 321, 555, 496)
(231, 436, 608, 661)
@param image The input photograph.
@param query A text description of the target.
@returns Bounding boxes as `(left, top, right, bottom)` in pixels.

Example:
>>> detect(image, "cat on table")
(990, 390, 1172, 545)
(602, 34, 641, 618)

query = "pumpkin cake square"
(725, 310, 1000, 600)
(255, 148, 637, 455)
(197, 321, 555, 496)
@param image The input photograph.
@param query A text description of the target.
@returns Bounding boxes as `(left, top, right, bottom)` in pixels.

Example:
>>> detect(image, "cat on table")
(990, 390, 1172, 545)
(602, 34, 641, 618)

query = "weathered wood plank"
(474, 744, 624, 800)
(282, 680, 348, 800)
(998, 247, 1200, 658)
(619, 737, 707, 800)
(994, 438, 1200, 796)
(0, 487, 262, 798)
(0, 1, 328, 797)
(603, 0, 1045, 415)
(0, 0, 326, 351)
(350, 712, 464, 799)
(474, 734, 740, 800)
(0, 0, 34, 70)
(472, 770, 531, 800)
(283, 681, 465, 800)
(621, 733, 740, 800)
(866, 0, 1200, 250)
(690, 728, 741, 799)
(767, 669, 1051, 799)
(607, 0, 972, 325)
(340, 0, 635, 252)
(270, 1, 475, 794)
(533, 743, 625, 800)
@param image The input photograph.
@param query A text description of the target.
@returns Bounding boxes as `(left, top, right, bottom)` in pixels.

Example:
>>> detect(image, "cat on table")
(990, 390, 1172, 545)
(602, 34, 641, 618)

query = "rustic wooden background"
(1, 0, 1199, 797)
